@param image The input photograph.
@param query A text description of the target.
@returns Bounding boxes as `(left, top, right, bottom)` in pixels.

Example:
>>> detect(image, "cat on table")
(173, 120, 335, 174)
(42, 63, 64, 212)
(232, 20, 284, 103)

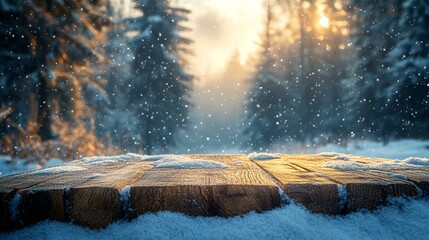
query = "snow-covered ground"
(1, 198, 428, 240)
(305, 139, 429, 159)
(0, 156, 65, 177)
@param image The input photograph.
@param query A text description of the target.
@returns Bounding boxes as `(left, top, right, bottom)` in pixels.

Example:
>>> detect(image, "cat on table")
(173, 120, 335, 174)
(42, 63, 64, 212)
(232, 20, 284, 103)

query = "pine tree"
(0, 0, 109, 141)
(347, 0, 401, 142)
(243, 2, 288, 151)
(277, 0, 353, 144)
(129, 0, 193, 154)
(0, 1, 32, 139)
(313, 0, 352, 144)
(95, 2, 139, 151)
(384, 0, 429, 139)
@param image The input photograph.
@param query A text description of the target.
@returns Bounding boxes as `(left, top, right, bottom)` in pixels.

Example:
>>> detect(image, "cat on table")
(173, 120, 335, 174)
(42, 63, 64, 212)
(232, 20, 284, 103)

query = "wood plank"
(281, 155, 419, 212)
(0, 190, 12, 231)
(129, 155, 281, 217)
(69, 161, 152, 229)
(0, 159, 143, 231)
(12, 164, 124, 230)
(389, 169, 429, 195)
(0, 165, 89, 231)
(253, 158, 340, 214)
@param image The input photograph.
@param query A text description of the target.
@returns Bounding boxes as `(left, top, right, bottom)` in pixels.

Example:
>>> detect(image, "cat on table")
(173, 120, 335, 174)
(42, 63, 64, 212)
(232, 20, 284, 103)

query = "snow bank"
(403, 157, 429, 166)
(0, 156, 40, 176)
(2, 198, 429, 240)
(141, 155, 229, 169)
(34, 165, 87, 175)
(81, 153, 146, 165)
(324, 156, 429, 171)
(248, 152, 281, 160)
(314, 139, 429, 159)
(43, 158, 65, 168)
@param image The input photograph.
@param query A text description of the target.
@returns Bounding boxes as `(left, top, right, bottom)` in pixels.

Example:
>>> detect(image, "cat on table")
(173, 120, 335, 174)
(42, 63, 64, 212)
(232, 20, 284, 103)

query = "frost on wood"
(33, 165, 87, 175)
(80, 153, 146, 165)
(141, 155, 229, 169)
(247, 152, 281, 160)
(324, 156, 429, 171)
(318, 152, 350, 160)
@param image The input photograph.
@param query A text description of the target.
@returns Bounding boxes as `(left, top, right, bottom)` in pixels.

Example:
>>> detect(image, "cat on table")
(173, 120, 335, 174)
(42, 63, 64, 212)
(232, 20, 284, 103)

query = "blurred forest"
(0, 0, 428, 161)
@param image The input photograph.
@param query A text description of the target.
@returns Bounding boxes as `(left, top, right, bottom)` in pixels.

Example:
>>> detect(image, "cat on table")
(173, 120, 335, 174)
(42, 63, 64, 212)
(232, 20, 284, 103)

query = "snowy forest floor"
(1, 198, 428, 240)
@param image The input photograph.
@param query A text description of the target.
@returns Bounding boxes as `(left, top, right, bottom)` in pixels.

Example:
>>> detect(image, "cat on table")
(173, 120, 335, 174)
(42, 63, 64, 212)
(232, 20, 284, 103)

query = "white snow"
(33, 165, 87, 175)
(337, 184, 347, 210)
(139, 155, 170, 161)
(312, 140, 429, 159)
(148, 15, 163, 23)
(0, 156, 40, 176)
(318, 152, 350, 160)
(141, 155, 229, 169)
(403, 157, 429, 166)
(324, 156, 429, 171)
(81, 153, 146, 165)
(248, 152, 281, 160)
(120, 186, 131, 206)
(43, 158, 65, 168)
(9, 193, 21, 221)
(387, 173, 408, 180)
(1, 198, 429, 240)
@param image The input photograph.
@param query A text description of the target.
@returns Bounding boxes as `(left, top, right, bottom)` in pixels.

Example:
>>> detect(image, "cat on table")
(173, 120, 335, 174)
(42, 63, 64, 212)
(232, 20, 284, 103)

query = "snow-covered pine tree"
(95, 2, 139, 152)
(243, 1, 288, 151)
(0, 0, 109, 141)
(129, 0, 193, 154)
(0, 1, 32, 139)
(347, 0, 401, 142)
(384, 0, 429, 139)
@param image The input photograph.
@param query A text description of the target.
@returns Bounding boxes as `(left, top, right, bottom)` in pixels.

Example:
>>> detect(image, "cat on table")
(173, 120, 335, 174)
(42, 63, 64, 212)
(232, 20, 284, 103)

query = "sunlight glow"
(319, 16, 330, 28)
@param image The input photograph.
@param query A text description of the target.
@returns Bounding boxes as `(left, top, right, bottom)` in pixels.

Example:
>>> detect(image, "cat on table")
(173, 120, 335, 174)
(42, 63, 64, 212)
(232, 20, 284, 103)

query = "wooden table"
(1, 154, 428, 231)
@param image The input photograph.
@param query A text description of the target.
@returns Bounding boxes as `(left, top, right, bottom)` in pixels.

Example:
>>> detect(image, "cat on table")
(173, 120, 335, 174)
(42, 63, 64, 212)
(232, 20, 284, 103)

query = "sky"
(182, 0, 265, 79)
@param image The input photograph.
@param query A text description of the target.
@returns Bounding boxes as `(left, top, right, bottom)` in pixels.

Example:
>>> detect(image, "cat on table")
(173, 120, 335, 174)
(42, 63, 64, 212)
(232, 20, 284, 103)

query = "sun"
(319, 16, 330, 28)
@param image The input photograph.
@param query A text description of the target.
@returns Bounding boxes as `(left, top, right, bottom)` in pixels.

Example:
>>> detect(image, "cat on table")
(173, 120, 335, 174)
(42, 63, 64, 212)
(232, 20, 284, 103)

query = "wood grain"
(69, 162, 152, 229)
(280, 155, 419, 212)
(0, 168, 86, 231)
(253, 158, 340, 214)
(0, 189, 12, 231)
(390, 169, 429, 195)
(129, 155, 281, 217)
(0, 159, 146, 230)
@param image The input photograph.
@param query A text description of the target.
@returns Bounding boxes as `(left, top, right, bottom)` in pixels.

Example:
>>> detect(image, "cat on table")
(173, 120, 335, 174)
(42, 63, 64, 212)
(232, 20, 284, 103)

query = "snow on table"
(0, 153, 428, 232)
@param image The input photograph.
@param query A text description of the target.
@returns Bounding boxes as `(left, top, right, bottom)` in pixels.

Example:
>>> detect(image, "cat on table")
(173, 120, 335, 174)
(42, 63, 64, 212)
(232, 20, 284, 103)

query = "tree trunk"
(37, 72, 53, 141)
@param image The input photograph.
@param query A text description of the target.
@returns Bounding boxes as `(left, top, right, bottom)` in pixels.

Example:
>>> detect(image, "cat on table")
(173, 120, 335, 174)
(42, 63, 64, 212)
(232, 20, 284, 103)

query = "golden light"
(302, 1, 311, 9)
(319, 16, 330, 28)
